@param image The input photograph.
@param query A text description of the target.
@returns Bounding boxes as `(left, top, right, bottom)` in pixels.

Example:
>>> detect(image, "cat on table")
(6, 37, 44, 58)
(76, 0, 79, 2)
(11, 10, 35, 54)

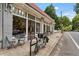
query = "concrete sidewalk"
(0, 32, 62, 56)
(36, 32, 62, 56)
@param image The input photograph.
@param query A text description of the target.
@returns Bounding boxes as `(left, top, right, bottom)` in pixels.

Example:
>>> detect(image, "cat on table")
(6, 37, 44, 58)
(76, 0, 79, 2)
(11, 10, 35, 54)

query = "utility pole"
(61, 11, 62, 20)
(60, 11, 63, 30)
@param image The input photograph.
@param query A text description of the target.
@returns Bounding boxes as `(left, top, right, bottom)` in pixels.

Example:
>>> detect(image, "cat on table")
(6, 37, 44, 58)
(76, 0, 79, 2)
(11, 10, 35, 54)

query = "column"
(40, 21, 44, 33)
(52, 24, 55, 32)
(45, 24, 47, 32)
(2, 3, 13, 48)
(0, 4, 2, 45)
(26, 13, 28, 41)
(50, 25, 52, 32)
(35, 17, 36, 35)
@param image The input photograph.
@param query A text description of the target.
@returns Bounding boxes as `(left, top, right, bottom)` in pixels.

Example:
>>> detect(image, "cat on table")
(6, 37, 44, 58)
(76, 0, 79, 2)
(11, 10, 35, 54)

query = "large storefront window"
(13, 15, 26, 35)
(28, 20, 35, 35)
(36, 23, 40, 34)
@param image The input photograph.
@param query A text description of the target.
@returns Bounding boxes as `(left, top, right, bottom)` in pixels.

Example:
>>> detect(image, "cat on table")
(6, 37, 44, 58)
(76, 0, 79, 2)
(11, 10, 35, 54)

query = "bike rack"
(29, 35, 38, 56)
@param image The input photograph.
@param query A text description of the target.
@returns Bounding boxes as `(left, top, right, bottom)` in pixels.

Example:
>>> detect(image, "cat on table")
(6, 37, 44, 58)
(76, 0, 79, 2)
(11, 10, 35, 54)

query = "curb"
(49, 34, 63, 56)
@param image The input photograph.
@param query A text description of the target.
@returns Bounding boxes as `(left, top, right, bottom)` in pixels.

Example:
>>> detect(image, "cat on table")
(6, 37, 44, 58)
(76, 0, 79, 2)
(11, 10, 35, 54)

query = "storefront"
(0, 3, 55, 48)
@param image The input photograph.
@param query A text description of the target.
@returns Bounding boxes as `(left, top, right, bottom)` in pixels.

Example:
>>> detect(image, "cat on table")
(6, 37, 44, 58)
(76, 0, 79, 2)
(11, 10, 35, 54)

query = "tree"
(44, 4, 57, 19)
(62, 25, 72, 31)
(62, 16, 71, 27)
(61, 16, 72, 31)
(56, 17, 62, 30)
(74, 3, 79, 14)
(72, 14, 79, 31)
(44, 4, 58, 29)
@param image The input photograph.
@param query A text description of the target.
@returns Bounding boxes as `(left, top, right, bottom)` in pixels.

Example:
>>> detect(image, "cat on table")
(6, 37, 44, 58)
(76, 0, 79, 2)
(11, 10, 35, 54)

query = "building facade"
(0, 3, 55, 48)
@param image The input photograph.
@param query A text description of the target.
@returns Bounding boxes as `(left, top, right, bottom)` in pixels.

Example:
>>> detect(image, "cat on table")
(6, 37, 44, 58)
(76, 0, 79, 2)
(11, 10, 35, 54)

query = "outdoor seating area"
(0, 32, 62, 56)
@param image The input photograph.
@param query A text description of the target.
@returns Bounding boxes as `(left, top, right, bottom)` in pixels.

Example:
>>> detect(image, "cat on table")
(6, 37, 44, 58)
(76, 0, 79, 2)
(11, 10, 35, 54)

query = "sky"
(36, 3, 76, 21)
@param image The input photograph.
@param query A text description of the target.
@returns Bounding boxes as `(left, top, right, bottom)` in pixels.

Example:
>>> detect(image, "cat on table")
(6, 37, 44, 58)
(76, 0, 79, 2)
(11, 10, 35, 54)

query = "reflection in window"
(36, 23, 40, 34)
(28, 20, 35, 35)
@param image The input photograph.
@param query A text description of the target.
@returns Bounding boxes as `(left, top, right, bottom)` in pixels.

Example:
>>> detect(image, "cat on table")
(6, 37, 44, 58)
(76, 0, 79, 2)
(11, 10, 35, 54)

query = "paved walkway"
(36, 32, 62, 56)
(0, 32, 62, 56)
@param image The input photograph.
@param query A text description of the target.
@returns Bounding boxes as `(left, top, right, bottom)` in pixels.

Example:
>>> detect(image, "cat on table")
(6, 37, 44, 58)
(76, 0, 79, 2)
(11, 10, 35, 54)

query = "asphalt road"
(50, 32, 79, 56)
